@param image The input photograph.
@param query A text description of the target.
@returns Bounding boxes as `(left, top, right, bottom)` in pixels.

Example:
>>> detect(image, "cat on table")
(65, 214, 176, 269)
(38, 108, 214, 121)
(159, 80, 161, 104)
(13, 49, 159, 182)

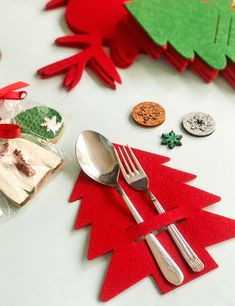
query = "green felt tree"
(126, 0, 235, 69)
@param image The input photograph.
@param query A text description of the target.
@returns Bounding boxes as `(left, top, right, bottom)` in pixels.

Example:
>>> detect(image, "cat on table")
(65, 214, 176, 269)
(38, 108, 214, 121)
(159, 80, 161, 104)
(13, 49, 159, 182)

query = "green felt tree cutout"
(126, 0, 235, 69)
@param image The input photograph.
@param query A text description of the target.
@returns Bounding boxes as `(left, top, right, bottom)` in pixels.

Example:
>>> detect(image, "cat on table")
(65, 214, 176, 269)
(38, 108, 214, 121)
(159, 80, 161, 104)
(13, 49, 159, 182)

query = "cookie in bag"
(13, 106, 65, 143)
(0, 135, 63, 207)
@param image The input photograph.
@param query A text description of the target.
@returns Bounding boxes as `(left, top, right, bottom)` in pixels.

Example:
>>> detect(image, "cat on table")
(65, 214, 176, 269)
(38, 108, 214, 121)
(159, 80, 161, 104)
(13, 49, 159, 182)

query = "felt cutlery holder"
(70, 146, 235, 301)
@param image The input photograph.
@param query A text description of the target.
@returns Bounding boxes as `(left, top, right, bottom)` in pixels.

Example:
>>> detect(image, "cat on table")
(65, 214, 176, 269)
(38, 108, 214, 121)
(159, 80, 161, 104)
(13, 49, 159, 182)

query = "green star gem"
(161, 131, 182, 149)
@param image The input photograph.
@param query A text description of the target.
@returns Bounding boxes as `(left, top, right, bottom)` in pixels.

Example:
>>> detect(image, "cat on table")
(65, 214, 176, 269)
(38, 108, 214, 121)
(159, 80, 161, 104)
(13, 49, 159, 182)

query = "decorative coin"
(131, 102, 166, 127)
(183, 112, 215, 137)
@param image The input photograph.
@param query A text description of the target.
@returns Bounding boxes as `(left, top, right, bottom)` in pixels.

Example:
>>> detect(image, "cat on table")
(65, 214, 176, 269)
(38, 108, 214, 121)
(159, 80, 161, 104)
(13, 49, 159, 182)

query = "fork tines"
(117, 145, 145, 177)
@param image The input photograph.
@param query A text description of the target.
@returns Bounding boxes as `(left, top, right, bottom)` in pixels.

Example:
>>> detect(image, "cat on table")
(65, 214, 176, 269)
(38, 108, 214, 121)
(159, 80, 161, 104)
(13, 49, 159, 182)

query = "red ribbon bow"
(0, 82, 29, 139)
(0, 81, 29, 101)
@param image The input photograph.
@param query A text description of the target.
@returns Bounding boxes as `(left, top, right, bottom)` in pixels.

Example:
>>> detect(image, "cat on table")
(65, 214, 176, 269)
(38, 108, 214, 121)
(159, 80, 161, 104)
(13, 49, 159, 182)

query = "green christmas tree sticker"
(126, 0, 235, 70)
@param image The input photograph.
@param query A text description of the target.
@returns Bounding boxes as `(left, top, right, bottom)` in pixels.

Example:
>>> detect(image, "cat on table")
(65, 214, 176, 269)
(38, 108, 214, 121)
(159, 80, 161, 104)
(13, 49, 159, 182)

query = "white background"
(0, 1, 235, 305)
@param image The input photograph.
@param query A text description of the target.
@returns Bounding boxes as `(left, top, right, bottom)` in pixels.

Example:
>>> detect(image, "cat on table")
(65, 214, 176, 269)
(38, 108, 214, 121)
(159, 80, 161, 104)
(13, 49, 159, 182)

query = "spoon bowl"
(76, 130, 119, 186)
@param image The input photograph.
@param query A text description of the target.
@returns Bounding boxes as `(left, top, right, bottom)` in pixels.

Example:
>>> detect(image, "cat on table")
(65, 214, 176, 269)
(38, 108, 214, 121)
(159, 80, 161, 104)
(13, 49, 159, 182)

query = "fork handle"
(115, 184, 184, 286)
(147, 190, 204, 272)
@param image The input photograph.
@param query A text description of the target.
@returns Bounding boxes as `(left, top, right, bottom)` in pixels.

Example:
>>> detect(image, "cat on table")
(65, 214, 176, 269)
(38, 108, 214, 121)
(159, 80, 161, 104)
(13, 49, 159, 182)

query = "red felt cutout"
(38, 1, 163, 90)
(70, 146, 235, 301)
(38, 0, 143, 90)
(45, 0, 68, 10)
(38, 1, 235, 90)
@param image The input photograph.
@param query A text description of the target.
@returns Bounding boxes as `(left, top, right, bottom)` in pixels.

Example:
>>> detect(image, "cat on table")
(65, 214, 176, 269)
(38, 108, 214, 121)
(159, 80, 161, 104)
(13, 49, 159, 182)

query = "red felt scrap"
(70, 146, 235, 301)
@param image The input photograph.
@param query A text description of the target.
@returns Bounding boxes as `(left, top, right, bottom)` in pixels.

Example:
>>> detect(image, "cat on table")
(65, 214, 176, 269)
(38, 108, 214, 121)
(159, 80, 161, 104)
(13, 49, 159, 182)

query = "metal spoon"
(75, 130, 184, 286)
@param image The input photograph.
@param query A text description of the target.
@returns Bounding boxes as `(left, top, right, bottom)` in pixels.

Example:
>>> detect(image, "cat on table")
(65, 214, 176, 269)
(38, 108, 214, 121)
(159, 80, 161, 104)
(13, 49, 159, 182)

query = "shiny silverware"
(117, 145, 204, 273)
(76, 130, 184, 285)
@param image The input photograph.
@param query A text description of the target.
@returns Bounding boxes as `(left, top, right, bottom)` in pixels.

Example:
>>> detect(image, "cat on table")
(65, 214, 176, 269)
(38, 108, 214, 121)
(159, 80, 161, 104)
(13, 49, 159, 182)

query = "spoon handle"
(147, 190, 204, 272)
(115, 184, 184, 286)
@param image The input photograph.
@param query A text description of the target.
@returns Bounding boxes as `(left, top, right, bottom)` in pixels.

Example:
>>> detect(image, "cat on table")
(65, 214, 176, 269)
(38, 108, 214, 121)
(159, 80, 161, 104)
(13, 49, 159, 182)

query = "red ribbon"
(0, 124, 21, 139)
(0, 81, 29, 100)
(0, 82, 29, 139)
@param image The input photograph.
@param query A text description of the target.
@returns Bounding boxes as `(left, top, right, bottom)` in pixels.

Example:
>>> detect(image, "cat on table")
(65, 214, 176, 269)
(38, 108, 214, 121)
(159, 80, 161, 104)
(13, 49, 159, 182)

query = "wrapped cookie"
(12, 105, 65, 143)
(0, 134, 63, 207)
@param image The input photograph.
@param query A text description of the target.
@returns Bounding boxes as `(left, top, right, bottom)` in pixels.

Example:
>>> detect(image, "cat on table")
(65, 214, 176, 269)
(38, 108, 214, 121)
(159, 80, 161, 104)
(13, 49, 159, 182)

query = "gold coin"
(131, 102, 166, 127)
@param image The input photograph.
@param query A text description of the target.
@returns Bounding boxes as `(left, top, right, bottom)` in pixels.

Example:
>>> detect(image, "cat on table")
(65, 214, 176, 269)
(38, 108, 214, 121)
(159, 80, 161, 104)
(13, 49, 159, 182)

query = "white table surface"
(0, 1, 235, 306)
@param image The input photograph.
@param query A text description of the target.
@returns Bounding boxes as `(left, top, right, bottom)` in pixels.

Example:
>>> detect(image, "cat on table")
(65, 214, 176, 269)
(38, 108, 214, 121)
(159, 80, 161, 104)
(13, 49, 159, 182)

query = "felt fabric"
(221, 60, 235, 87)
(70, 146, 235, 301)
(37, 1, 165, 90)
(126, 0, 235, 70)
(190, 57, 219, 82)
(45, 0, 68, 10)
(38, 0, 146, 90)
(39, 0, 235, 89)
(126, 0, 235, 87)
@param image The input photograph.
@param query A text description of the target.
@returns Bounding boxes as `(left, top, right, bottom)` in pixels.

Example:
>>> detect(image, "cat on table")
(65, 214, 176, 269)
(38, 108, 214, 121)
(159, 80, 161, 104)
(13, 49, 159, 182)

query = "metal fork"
(117, 145, 204, 273)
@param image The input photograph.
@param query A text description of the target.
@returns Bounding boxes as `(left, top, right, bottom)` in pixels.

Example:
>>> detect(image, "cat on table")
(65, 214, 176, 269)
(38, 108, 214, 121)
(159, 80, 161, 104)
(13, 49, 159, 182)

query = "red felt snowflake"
(70, 147, 235, 301)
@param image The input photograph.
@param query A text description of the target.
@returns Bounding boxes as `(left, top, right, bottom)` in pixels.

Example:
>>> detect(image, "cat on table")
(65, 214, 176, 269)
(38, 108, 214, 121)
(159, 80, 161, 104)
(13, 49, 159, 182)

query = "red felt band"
(126, 207, 189, 242)
(0, 124, 21, 139)
(0, 81, 29, 101)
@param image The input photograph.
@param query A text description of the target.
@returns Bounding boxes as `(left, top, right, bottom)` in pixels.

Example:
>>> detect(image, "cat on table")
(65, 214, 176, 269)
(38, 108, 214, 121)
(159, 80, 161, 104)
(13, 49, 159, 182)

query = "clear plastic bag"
(0, 192, 13, 220)
(0, 83, 65, 220)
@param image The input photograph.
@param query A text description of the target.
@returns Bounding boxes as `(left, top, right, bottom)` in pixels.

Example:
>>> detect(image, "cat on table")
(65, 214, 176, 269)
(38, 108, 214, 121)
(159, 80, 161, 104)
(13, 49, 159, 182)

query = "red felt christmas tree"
(70, 147, 235, 301)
